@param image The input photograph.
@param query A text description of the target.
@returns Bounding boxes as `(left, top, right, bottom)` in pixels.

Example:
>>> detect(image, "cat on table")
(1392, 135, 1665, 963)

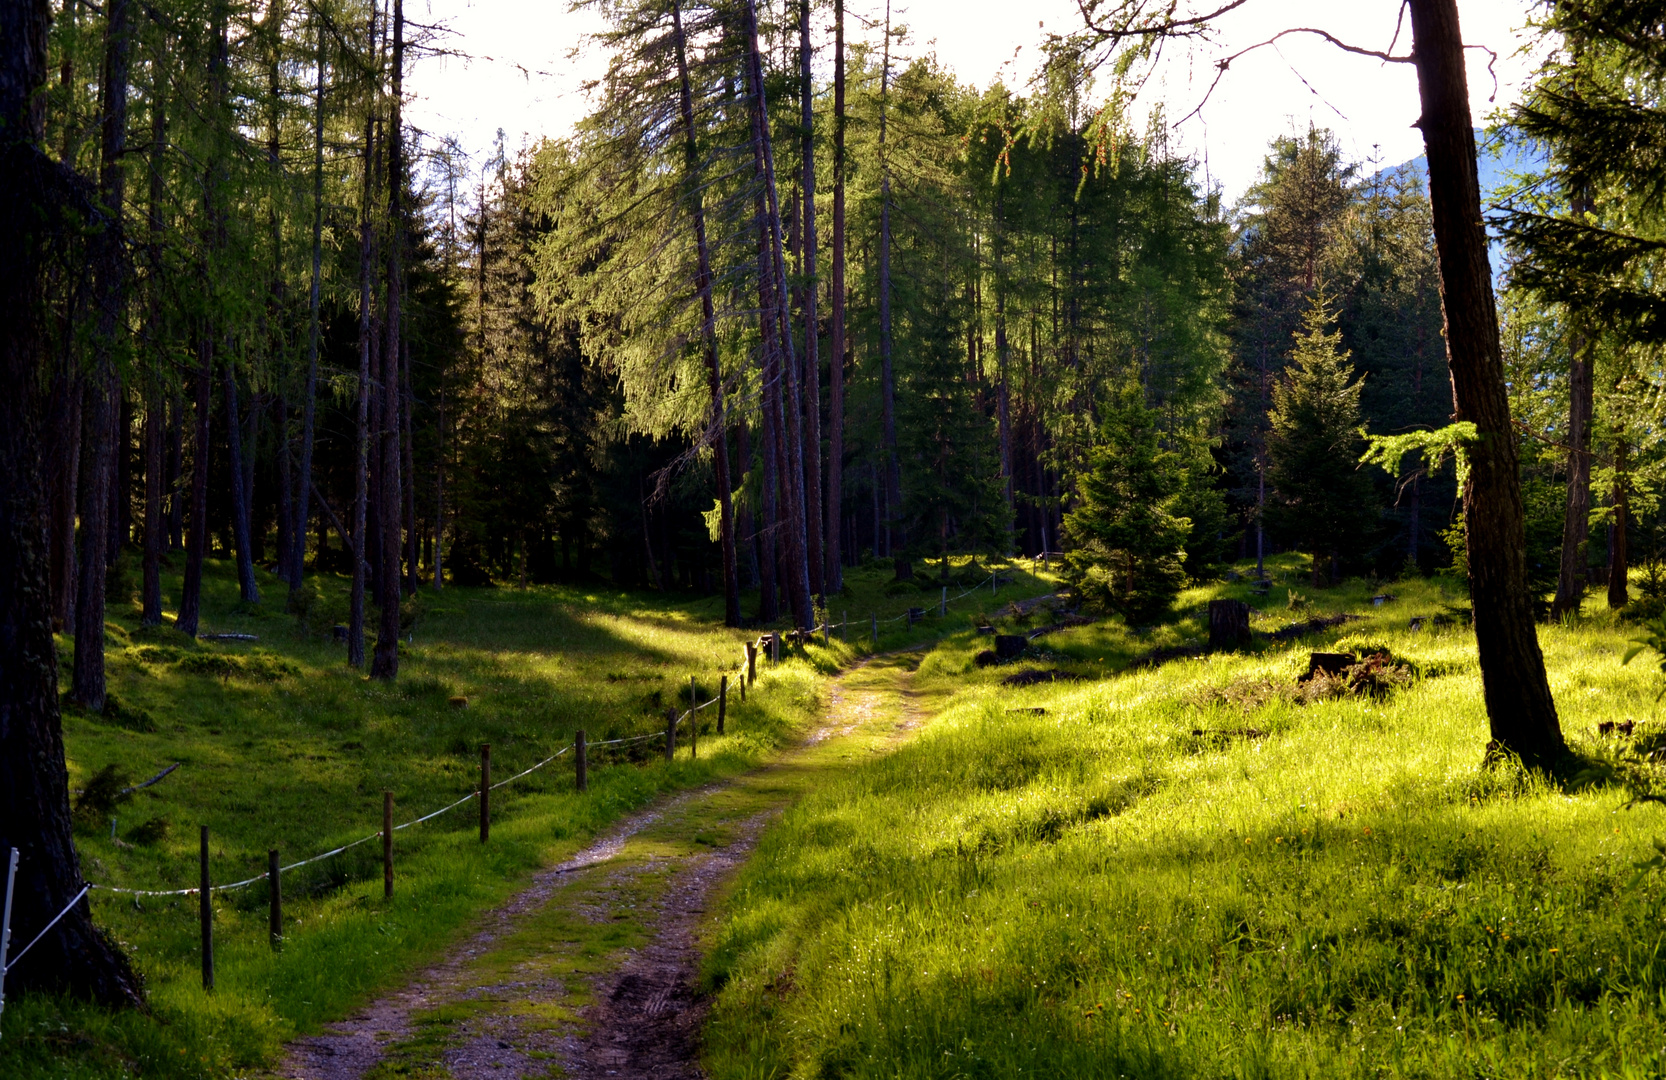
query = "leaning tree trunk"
(744, 0, 814, 630)
(826, 0, 846, 593)
(1410, 0, 1564, 768)
(672, 0, 740, 628)
(0, 0, 144, 1008)
(877, 0, 906, 580)
(798, 0, 825, 602)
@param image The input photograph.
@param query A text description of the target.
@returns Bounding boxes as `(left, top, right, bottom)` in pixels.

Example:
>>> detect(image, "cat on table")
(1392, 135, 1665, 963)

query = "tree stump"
(1207, 599, 1251, 650)
(994, 634, 1027, 660)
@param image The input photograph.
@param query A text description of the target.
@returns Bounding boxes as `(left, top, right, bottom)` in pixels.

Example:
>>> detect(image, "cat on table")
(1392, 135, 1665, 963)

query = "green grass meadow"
(1, 551, 1056, 1079)
(702, 557, 1666, 1079)
(3, 558, 824, 1079)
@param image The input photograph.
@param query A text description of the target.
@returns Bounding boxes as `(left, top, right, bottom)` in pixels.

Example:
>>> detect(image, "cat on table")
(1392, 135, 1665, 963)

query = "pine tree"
(1063, 391, 1191, 623)
(1266, 297, 1377, 586)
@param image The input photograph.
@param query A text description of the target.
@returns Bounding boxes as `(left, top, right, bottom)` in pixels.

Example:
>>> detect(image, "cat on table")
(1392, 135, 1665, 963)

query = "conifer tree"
(1063, 392, 1191, 622)
(1266, 298, 1376, 586)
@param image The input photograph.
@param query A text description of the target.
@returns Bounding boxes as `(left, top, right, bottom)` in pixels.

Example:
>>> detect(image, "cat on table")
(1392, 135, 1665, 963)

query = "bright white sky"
(404, 0, 1542, 201)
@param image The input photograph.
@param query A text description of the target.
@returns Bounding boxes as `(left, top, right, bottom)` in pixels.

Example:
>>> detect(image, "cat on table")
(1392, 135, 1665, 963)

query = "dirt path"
(277, 652, 927, 1080)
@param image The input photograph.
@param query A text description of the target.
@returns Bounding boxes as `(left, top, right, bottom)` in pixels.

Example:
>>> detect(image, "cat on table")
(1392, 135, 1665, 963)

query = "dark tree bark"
(47, 373, 82, 632)
(72, 0, 132, 709)
(798, 0, 825, 602)
(744, 0, 813, 629)
(1410, 0, 1565, 767)
(142, 392, 163, 625)
(826, 0, 846, 594)
(175, 341, 211, 638)
(1609, 439, 1629, 609)
(180, 0, 231, 638)
(672, 0, 741, 628)
(349, 76, 377, 669)
(290, 17, 327, 606)
(878, 0, 907, 580)
(1550, 319, 1593, 619)
(224, 364, 260, 603)
(371, 0, 404, 681)
(0, 0, 143, 1008)
(753, 190, 782, 625)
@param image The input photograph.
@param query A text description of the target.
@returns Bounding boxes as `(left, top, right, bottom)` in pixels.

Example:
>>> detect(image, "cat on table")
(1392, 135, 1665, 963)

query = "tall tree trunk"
(826, 0, 846, 594)
(1609, 439, 1629, 609)
(70, 0, 132, 710)
(350, 28, 378, 670)
(180, 0, 230, 638)
(371, 0, 402, 680)
(176, 337, 211, 637)
(738, 418, 762, 591)
(1409, 0, 1564, 768)
(142, 391, 163, 625)
(878, 0, 906, 580)
(753, 191, 782, 624)
(1550, 309, 1594, 618)
(48, 373, 82, 631)
(671, 0, 740, 627)
(290, 18, 327, 605)
(0, 0, 143, 1007)
(798, 0, 824, 602)
(744, 0, 813, 629)
(401, 337, 418, 593)
(224, 364, 260, 602)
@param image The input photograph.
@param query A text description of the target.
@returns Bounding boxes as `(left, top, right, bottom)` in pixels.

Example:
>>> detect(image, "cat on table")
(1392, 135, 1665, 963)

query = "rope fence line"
(85, 685, 739, 899)
(2, 574, 1061, 1001)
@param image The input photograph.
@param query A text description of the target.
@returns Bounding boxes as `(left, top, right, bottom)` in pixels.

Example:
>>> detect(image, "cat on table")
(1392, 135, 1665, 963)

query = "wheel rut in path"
(277, 652, 927, 1080)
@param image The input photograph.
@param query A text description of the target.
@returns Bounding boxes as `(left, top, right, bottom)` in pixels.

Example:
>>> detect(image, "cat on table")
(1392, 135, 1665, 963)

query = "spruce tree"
(1063, 392, 1191, 623)
(1266, 298, 1377, 586)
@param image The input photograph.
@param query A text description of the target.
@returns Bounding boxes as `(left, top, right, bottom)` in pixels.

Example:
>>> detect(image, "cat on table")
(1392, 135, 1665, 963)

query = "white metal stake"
(0, 847, 19, 1044)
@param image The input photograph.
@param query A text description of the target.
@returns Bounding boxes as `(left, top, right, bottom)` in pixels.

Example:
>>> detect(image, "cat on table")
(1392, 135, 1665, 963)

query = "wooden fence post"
(383, 791, 393, 898)
(872, 613, 878, 644)
(842, 610, 847, 642)
(746, 641, 757, 686)
(200, 826, 213, 991)
(940, 587, 947, 617)
(771, 632, 781, 664)
(479, 744, 491, 844)
(575, 729, 588, 792)
(718, 675, 728, 734)
(268, 849, 281, 950)
(664, 707, 677, 761)
(691, 699, 698, 760)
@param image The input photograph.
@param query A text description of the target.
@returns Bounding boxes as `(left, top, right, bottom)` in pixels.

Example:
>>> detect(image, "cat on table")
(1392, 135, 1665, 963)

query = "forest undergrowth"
(702, 554, 1666, 1079)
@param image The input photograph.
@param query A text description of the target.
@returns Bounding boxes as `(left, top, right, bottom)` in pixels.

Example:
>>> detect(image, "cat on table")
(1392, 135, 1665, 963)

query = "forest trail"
(277, 652, 931, 1080)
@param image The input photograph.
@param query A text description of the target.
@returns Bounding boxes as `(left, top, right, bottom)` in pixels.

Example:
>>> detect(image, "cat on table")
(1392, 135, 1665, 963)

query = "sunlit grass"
(702, 557, 1666, 1078)
(2, 558, 833, 1079)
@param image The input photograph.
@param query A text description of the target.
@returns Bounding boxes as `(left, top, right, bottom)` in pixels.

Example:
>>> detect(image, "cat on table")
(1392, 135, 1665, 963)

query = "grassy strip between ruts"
(700, 556, 1666, 1079)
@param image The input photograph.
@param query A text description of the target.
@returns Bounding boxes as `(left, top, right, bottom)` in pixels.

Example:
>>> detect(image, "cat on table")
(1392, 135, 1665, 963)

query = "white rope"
(4, 884, 91, 969)
(489, 745, 572, 791)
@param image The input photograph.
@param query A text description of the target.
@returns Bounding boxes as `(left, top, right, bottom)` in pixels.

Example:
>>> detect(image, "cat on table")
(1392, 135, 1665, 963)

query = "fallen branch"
(119, 762, 181, 796)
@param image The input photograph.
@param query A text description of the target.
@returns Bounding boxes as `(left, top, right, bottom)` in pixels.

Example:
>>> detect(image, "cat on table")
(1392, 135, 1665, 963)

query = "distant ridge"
(1377, 129, 1547, 283)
